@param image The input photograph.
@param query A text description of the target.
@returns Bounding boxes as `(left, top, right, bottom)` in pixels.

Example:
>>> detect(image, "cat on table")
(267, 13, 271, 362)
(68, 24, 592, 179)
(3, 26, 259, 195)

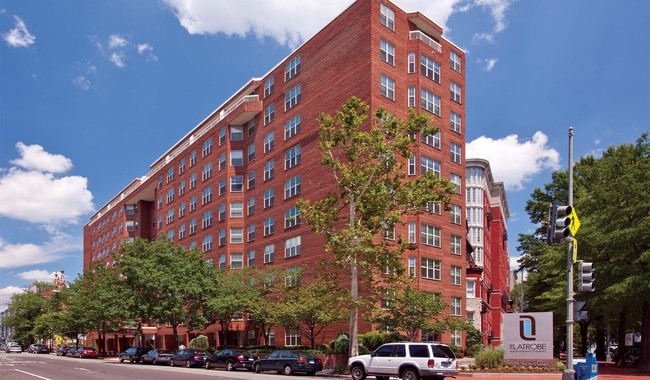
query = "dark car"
(119, 347, 148, 363)
(141, 349, 175, 365)
(205, 348, 257, 371)
(66, 347, 79, 357)
(28, 344, 49, 354)
(170, 349, 208, 368)
(75, 347, 99, 358)
(56, 347, 69, 356)
(253, 350, 323, 376)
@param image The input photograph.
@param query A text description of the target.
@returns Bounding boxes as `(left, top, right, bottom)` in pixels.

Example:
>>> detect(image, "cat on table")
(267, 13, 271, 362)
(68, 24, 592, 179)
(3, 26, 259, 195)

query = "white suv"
(348, 342, 458, 380)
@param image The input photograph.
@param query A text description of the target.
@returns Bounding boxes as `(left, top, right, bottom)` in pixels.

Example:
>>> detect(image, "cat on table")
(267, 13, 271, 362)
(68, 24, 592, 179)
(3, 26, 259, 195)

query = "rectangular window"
(229, 253, 243, 269)
(466, 279, 476, 298)
(422, 131, 441, 149)
(264, 76, 274, 97)
(219, 229, 226, 246)
(218, 178, 226, 195)
(264, 160, 275, 181)
(219, 203, 226, 221)
(202, 186, 212, 205)
(264, 131, 275, 153)
(450, 174, 462, 194)
(408, 86, 416, 108)
(219, 254, 226, 270)
(167, 209, 174, 224)
(450, 81, 462, 103)
(285, 55, 301, 81)
(421, 258, 441, 280)
(190, 218, 197, 235)
(264, 103, 275, 125)
(202, 235, 213, 252)
(179, 181, 186, 196)
(190, 173, 196, 189)
(231, 125, 244, 141)
(166, 167, 174, 183)
(380, 75, 395, 100)
(421, 54, 441, 83)
(285, 236, 302, 258)
(190, 195, 197, 212)
(450, 111, 462, 133)
(451, 266, 462, 285)
(166, 188, 174, 203)
(380, 3, 395, 31)
(450, 50, 461, 72)
(202, 162, 213, 181)
(248, 224, 255, 242)
(408, 256, 416, 277)
(408, 52, 416, 73)
(284, 175, 301, 199)
(264, 188, 275, 208)
(421, 224, 441, 247)
(248, 197, 255, 215)
(202, 137, 212, 157)
(420, 156, 441, 177)
(451, 297, 462, 316)
(408, 222, 416, 243)
(451, 330, 462, 347)
(231, 176, 243, 192)
(285, 329, 301, 346)
(230, 202, 243, 218)
(284, 144, 301, 169)
(248, 250, 255, 267)
(264, 244, 275, 263)
(380, 39, 395, 65)
(179, 159, 185, 174)
(179, 224, 186, 239)
(218, 153, 226, 171)
(248, 119, 255, 136)
(451, 235, 462, 255)
(284, 114, 301, 140)
(190, 150, 197, 166)
(248, 144, 256, 162)
(248, 170, 256, 189)
(285, 206, 300, 229)
(450, 204, 462, 224)
(451, 143, 462, 164)
(230, 227, 243, 244)
(420, 89, 440, 115)
(179, 202, 186, 218)
(219, 128, 226, 145)
(264, 216, 275, 236)
(408, 156, 416, 175)
(231, 150, 243, 166)
(202, 210, 212, 228)
(285, 84, 302, 110)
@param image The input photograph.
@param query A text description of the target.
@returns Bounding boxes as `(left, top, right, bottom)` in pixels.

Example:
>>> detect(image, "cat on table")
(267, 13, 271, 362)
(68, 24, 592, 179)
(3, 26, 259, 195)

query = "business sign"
(504, 312, 554, 360)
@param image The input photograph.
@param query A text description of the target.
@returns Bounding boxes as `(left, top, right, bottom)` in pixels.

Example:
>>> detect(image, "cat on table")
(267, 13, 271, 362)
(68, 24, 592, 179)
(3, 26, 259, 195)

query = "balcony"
(225, 95, 262, 125)
(409, 30, 442, 53)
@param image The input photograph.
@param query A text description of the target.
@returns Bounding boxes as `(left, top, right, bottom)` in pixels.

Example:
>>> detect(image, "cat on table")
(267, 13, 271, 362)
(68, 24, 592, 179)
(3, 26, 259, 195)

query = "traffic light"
(578, 261, 595, 292)
(548, 202, 572, 243)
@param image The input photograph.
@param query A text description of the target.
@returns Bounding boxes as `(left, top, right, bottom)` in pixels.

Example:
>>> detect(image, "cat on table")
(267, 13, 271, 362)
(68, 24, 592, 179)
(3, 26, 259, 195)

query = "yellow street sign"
(569, 209, 581, 236)
(572, 239, 578, 262)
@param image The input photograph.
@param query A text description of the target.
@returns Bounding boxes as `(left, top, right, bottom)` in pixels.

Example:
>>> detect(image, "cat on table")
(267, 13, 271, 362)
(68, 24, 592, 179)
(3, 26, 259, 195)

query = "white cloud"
(2, 15, 35, 48)
(0, 143, 94, 224)
(0, 285, 25, 312)
(137, 43, 158, 62)
(466, 131, 561, 191)
(10, 142, 72, 173)
(73, 76, 92, 91)
(471, 0, 513, 43)
(108, 34, 129, 49)
(477, 57, 498, 71)
(17, 269, 56, 283)
(110, 51, 127, 68)
(0, 227, 79, 269)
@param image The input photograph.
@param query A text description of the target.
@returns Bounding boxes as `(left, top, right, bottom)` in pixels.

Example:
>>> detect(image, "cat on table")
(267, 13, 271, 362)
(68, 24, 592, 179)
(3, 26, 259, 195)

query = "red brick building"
(465, 158, 511, 346)
(84, 0, 467, 351)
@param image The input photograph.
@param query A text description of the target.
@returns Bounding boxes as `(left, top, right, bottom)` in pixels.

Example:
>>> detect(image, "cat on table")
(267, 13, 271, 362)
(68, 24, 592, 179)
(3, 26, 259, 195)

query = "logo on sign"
(519, 315, 536, 341)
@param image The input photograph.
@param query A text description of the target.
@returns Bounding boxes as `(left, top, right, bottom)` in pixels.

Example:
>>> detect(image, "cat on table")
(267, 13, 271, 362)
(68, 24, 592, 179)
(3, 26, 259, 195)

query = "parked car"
(66, 347, 79, 357)
(6, 342, 23, 353)
(348, 341, 458, 380)
(170, 349, 208, 368)
(75, 347, 99, 359)
(118, 347, 148, 363)
(253, 350, 323, 376)
(205, 348, 257, 371)
(28, 344, 49, 354)
(141, 349, 175, 365)
(56, 346, 69, 356)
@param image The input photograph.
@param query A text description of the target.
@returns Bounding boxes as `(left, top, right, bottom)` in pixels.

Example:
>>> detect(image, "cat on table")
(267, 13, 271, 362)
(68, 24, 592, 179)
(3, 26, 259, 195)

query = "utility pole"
(562, 127, 575, 380)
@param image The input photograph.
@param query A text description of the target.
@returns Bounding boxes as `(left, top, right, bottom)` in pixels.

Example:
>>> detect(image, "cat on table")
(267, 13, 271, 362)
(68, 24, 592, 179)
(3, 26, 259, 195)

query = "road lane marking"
(13, 369, 52, 380)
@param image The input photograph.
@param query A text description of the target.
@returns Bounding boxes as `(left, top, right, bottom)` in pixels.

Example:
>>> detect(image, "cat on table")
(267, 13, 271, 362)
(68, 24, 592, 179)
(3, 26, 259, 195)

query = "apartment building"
(465, 158, 511, 346)
(83, 0, 467, 350)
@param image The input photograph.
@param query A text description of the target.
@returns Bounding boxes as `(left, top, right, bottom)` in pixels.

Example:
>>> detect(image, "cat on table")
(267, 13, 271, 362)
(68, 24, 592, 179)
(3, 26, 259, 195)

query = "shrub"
(189, 335, 209, 350)
(330, 332, 349, 354)
(474, 347, 504, 369)
(359, 331, 404, 352)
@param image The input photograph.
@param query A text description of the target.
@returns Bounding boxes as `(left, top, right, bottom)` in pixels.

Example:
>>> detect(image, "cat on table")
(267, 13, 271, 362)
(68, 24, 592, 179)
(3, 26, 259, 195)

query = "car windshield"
(158, 350, 174, 354)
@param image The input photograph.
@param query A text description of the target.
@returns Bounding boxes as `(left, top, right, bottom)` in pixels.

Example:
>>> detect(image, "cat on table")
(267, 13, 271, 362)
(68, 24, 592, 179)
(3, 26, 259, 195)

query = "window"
(451, 330, 462, 347)
(380, 75, 395, 100)
(420, 89, 440, 115)
(248, 197, 255, 215)
(285, 329, 301, 346)
(450, 50, 461, 72)
(408, 86, 416, 108)
(230, 202, 243, 218)
(190, 149, 197, 166)
(380, 3, 394, 31)
(264, 188, 275, 208)
(285, 206, 300, 228)
(408, 222, 416, 243)
(230, 228, 243, 244)
(284, 144, 301, 169)
(421, 156, 441, 177)
(202, 186, 213, 204)
(203, 235, 213, 252)
(264, 76, 274, 97)
(421, 54, 440, 83)
(285, 55, 301, 81)
(202, 137, 212, 157)
(450, 81, 462, 103)
(157, 216, 162, 229)
(219, 203, 226, 221)
(450, 174, 462, 194)
(380, 39, 394, 65)
(190, 173, 197, 189)
(421, 224, 441, 247)
(248, 250, 255, 267)
(167, 209, 174, 224)
(202, 211, 212, 228)
(219, 254, 226, 270)
(231, 176, 243, 192)
(264, 131, 275, 153)
(179, 159, 186, 174)
(408, 52, 416, 73)
(264, 103, 275, 125)
(219, 128, 226, 145)
(264, 216, 275, 236)
(284, 175, 301, 199)
(248, 144, 256, 162)
(285, 84, 301, 110)
(264, 160, 275, 180)
(166, 167, 174, 183)
(190, 195, 197, 212)
(248, 171, 256, 189)
(179, 180, 186, 196)
(421, 258, 441, 280)
(466, 279, 476, 298)
(422, 130, 441, 149)
(285, 114, 301, 140)
(179, 202, 186, 218)
(231, 126, 244, 141)
(451, 297, 462, 316)
(166, 188, 174, 203)
(451, 143, 462, 164)
(179, 224, 186, 239)
(219, 229, 226, 246)
(231, 253, 243, 269)
(218, 153, 226, 171)
(408, 155, 416, 175)
(408, 256, 416, 277)
(231, 150, 243, 166)
(285, 267, 301, 287)
(248, 224, 255, 241)
(451, 266, 462, 285)
(190, 218, 197, 235)
(450, 111, 462, 133)
(285, 236, 301, 258)
(202, 162, 213, 181)
(450, 204, 462, 224)
(264, 244, 275, 263)
(451, 235, 462, 255)
(381, 221, 395, 240)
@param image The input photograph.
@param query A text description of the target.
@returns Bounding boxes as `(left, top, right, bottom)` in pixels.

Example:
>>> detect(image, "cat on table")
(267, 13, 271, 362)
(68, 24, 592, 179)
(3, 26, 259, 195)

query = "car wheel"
(254, 363, 262, 373)
(204, 360, 211, 369)
(283, 365, 294, 376)
(350, 364, 366, 380)
(119, 356, 124, 363)
(185, 359, 191, 368)
(170, 359, 175, 367)
(226, 361, 234, 371)
(130, 357, 135, 363)
(307, 372, 316, 376)
(402, 367, 421, 380)
(152, 358, 157, 365)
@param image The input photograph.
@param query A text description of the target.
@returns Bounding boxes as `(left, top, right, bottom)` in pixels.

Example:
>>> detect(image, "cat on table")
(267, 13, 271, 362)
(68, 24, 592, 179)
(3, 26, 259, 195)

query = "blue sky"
(1, 0, 648, 310)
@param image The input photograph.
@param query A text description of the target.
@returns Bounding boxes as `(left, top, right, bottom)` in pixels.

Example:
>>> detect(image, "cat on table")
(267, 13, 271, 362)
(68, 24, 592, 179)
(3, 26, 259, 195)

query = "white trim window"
(285, 206, 301, 229)
(264, 216, 275, 236)
(450, 50, 461, 72)
(230, 227, 243, 244)
(284, 144, 301, 169)
(380, 3, 395, 31)
(421, 156, 441, 177)
(450, 173, 462, 194)
(408, 52, 416, 73)
(421, 258, 441, 280)
(285, 55, 301, 81)
(230, 253, 243, 269)
(420, 224, 441, 247)
(285, 115, 301, 140)
(202, 161, 213, 180)
(264, 103, 274, 125)
(264, 244, 274, 263)
(264, 131, 275, 153)
(450, 111, 462, 133)
(451, 235, 462, 255)
(285, 84, 301, 110)
(466, 279, 476, 298)
(422, 130, 440, 149)
(420, 89, 440, 115)
(284, 175, 301, 199)
(421, 54, 440, 83)
(451, 266, 462, 285)
(451, 143, 462, 164)
(264, 160, 275, 180)
(285, 329, 301, 346)
(450, 204, 462, 225)
(451, 297, 462, 316)
(408, 86, 416, 108)
(285, 236, 302, 258)
(380, 39, 395, 65)
(380, 75, 395, 100)
(450, 81, 462, 103)
(264, 76, 274, 97)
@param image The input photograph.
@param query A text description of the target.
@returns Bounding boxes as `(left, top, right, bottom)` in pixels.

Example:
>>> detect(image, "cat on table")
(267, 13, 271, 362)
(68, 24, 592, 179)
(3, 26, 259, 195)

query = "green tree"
(298, 97, 456, 356)
(6, 282, 52, 345)
(245, 267, 285, 346)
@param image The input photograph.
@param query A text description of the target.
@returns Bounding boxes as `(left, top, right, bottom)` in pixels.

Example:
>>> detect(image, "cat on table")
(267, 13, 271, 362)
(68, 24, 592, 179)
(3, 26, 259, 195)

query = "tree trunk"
(579, 321, 589, 356)
(349, 198, 359, 357)
(639, 300, 650, 371)
(172, 323, 179, 350)
(595, 316, 606, 361)
(615, 307, 626, 365)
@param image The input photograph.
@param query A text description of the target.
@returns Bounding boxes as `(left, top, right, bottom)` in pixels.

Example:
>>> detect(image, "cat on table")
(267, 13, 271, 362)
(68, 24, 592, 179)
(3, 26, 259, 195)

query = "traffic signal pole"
(562, 127, 575, 380)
